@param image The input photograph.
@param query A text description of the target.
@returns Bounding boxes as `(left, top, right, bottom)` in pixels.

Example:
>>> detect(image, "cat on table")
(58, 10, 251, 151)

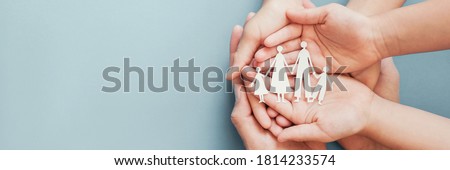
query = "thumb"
(287, 5, 330, 25)
(231, 84, 251, 118)
(278, 123, 334, 143)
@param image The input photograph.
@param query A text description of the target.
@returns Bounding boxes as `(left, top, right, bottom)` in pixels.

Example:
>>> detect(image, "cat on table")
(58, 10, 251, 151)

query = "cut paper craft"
(310, 66, 330, 105)
(292, 41, 318, 102)
(266, 46, 291, 103)
(250, 67, 269, 103)
(249, 43, 331, 105)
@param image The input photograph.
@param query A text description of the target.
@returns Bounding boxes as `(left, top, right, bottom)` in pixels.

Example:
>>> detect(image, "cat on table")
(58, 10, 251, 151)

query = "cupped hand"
(227, 0, 306, 80)
(229, 25, 325, 150)
(258, 73, 376, 143)
(261, 3, 387, 74)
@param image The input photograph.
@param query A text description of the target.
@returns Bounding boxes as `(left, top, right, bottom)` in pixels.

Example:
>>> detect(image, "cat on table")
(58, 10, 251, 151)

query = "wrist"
(370, 15, 401, 59)
(361, 94, 385, 138)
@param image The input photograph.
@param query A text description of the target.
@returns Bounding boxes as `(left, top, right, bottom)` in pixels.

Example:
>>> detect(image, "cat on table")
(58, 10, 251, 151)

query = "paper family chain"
(250, 41, 330, 105)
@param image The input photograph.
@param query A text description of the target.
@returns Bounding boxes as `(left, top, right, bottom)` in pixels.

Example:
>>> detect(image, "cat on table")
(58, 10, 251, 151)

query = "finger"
(255, 38, 302, 62)
(231, 84, 251, 118)
(287, 5, 330, 25)
(246, 12, 256, 23)
(230, 25, 244, 56)
(244, 80, 272, 129)
(228, 23, 261, 80)
(267, 107, 279, 118)
(278, 123, 334, 143)
(263, 92, 294, 121)
(276, 115, 293, 128)
(268, 119, 283, 137)
(264, 24, 302, 48)
(254, 50, 300, 71)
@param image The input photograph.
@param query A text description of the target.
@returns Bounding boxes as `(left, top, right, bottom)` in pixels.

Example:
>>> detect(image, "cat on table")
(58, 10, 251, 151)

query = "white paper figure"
(250, 67, 269, 103)
(267, 46, 291, 103)
(292, 41, 318, 102)
(310, 66, 330, 105)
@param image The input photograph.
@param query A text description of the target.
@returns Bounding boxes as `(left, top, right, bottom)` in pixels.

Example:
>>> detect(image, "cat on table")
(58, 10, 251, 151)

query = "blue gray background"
(0, 0, 448, 149)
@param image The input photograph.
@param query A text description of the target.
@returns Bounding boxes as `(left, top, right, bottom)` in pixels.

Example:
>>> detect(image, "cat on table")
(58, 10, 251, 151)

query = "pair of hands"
(230, 0, 399, 149)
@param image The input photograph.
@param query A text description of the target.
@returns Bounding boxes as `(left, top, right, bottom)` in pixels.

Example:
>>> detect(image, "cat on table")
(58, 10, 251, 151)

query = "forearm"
(373, 0, 450, 58)
(364, 95, 450, 149)
(347, 0, 405, 16)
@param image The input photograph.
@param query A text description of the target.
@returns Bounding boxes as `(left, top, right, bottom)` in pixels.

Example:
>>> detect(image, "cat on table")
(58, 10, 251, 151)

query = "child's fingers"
(268, 119, 283, 137)
(263, 92, 294, 121)
(244, 80, 271, 129)
(278, 123, 334, 143)
(264, 24, 303, 48)
(267, 107, 279, 118)
(255, 38, 302, 62)
(276, 115, 293, 128)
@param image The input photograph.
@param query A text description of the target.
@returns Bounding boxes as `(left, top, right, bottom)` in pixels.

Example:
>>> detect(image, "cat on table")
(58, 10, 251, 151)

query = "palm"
(232, 93, 326, 150)
(280, 3, 382, 73)
(303, 79, 374, 141)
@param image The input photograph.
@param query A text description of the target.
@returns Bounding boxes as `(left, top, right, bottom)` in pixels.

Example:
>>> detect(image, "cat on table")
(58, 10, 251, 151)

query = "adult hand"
(227, 0, 305, 80)
(229, 24, 325, 150)
(262, 3, 387, 74)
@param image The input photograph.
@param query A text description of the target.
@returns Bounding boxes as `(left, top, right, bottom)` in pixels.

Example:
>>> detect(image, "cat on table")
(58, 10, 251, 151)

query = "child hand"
(261, 74, 376, 143)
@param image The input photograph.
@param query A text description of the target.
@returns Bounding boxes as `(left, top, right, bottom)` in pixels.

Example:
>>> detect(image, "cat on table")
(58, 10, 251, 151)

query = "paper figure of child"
(292, 41, 318, 102)
(250, 67, 269, 103)
(310, 66, 331, 105)
(267, 46, 291, 103)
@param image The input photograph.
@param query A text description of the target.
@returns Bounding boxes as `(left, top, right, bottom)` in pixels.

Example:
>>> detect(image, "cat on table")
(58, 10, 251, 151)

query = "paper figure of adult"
(310, 66, 331, 105)
(250, 67, 269, 103)
(267, 46, 291, 102)
(292, 41, 318, 102)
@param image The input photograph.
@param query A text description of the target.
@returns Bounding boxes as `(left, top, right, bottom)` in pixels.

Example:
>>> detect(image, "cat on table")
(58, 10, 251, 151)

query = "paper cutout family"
(249, 41, 330, 105)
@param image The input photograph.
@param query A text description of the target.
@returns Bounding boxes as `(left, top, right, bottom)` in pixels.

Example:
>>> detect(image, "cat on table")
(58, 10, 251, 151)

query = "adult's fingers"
(228, 23, 261, 80)
(227, 12, 257, 80)
(286, 4, 334, 25)
(278, 123, 334, 143)
(256, 38, 302, 62)
(264, 24, 303, 48)
(230, 25, 244, 60)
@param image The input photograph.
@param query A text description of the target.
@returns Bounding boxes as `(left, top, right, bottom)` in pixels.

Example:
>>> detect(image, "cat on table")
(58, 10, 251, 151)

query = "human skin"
(229, 25, 325, 150)
(259, 73, 450, 149)
(227, 0, 304, 80)
(270, 0, 450, 73)
(245, 0, 404, 149)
